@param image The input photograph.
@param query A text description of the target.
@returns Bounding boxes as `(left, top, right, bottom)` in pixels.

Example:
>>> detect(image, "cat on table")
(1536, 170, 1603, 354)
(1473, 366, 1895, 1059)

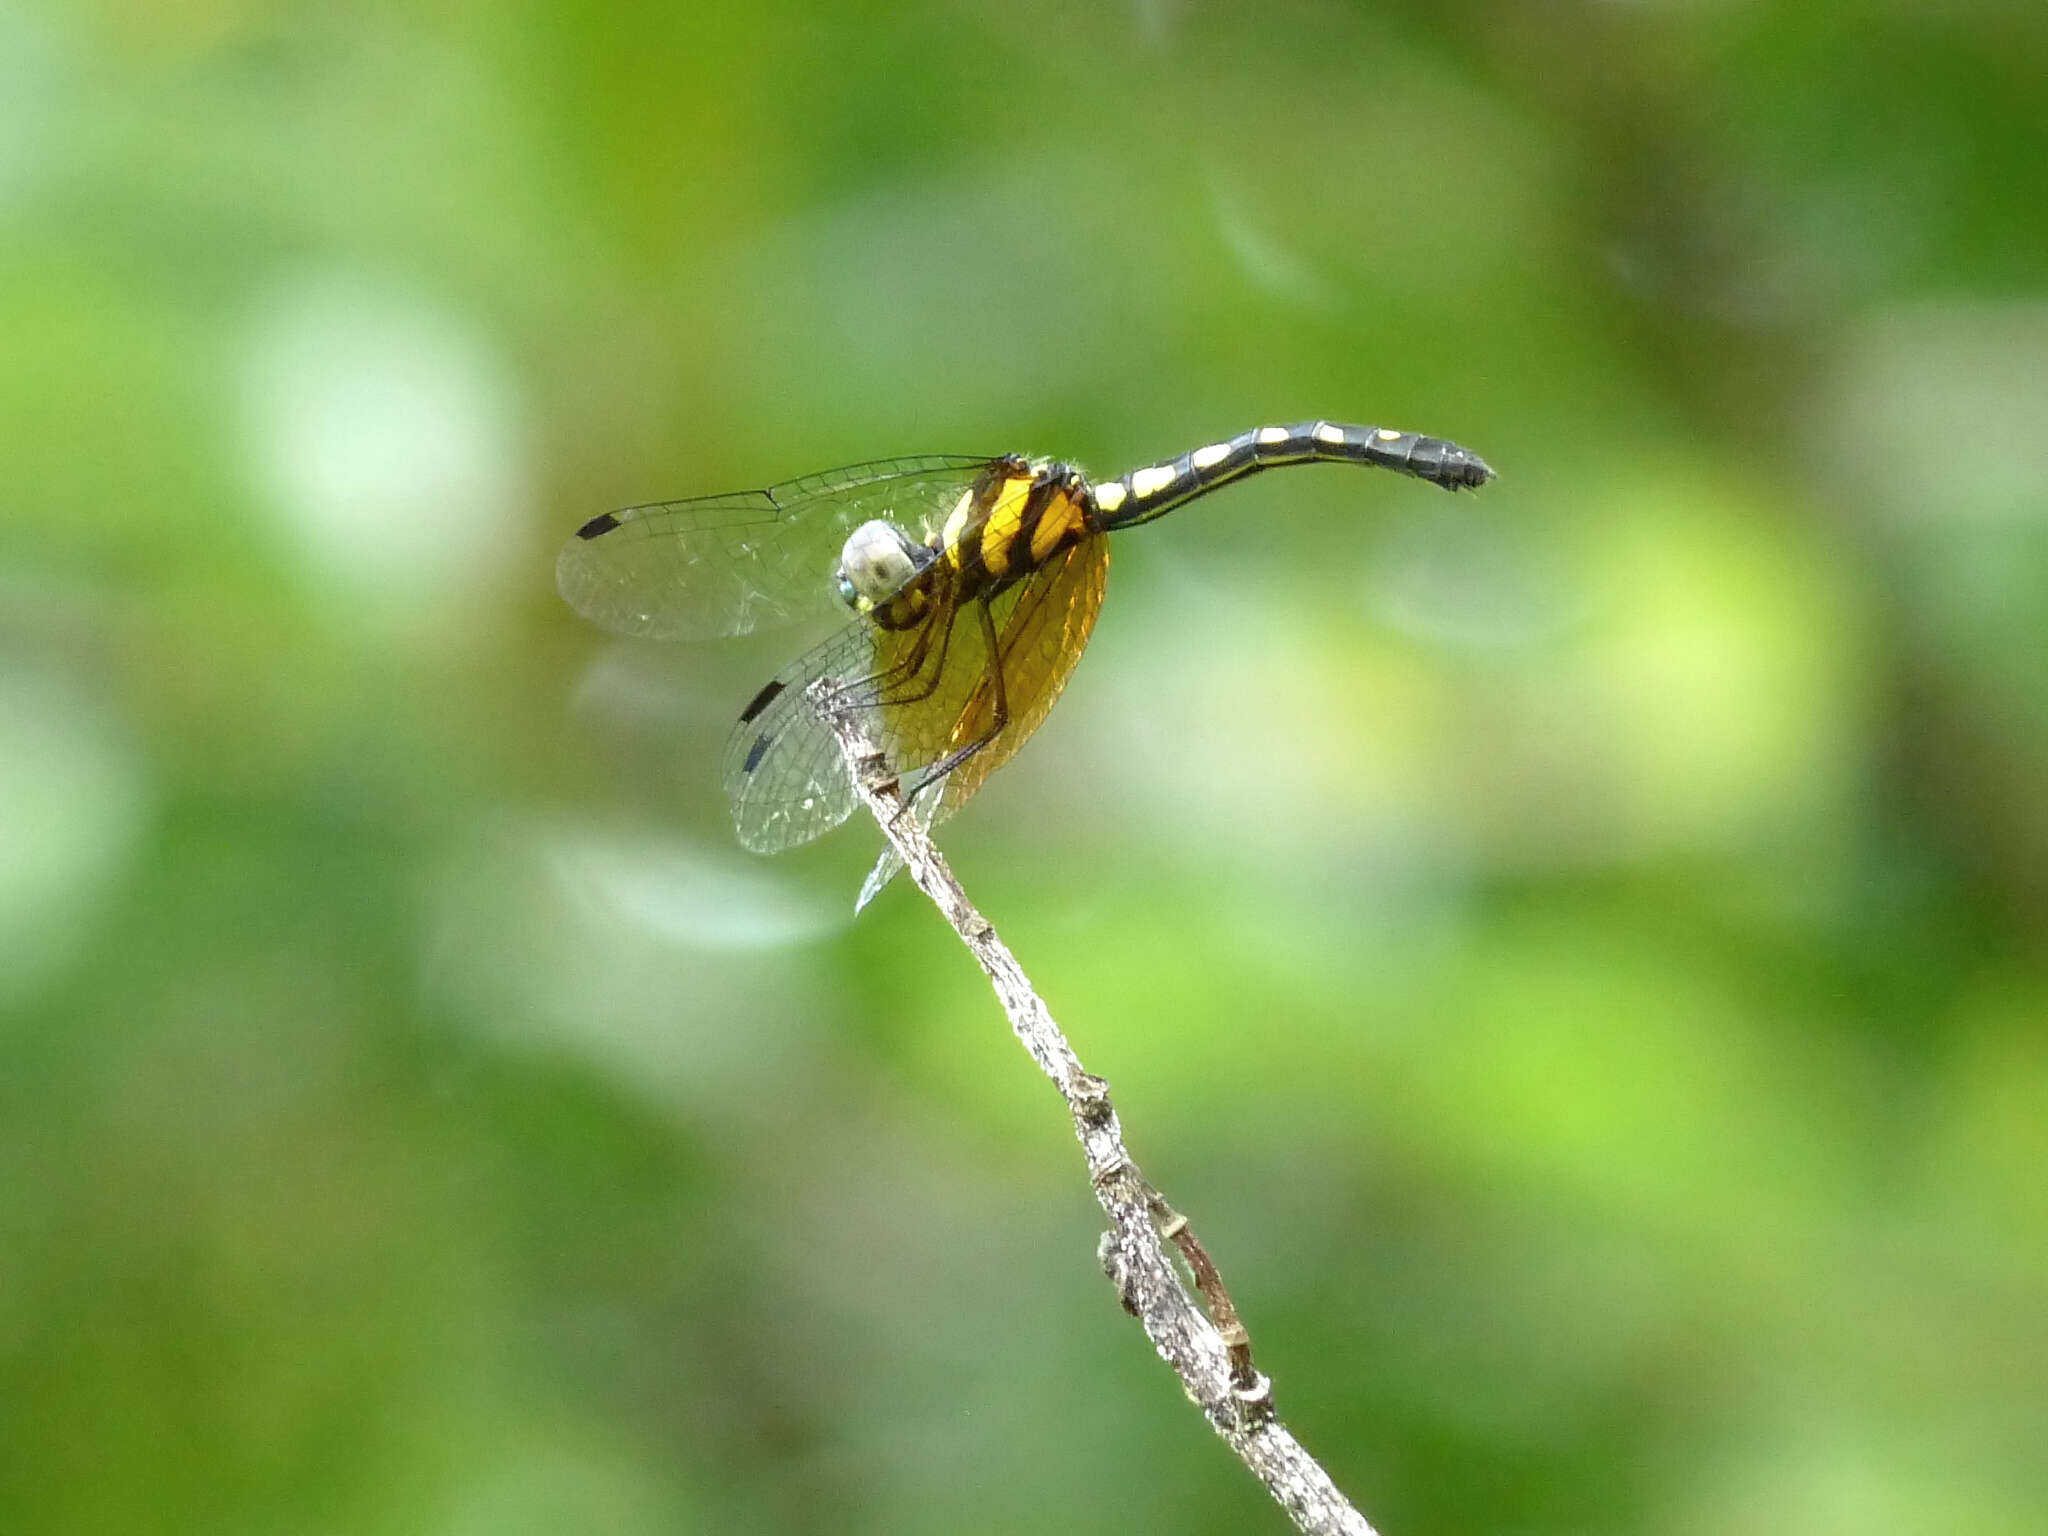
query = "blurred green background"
(5, 2, 2046, 1532)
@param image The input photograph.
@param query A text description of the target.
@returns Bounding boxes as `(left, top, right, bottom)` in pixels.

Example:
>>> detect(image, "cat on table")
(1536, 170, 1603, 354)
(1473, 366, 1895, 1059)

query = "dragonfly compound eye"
(838, 519, 923, 609)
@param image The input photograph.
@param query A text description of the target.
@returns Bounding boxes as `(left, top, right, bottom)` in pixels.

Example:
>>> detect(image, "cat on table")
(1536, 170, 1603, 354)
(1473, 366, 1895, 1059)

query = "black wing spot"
(738, 679, 786, 724)
(575, 511, 623, 540)
(742, 733, 772, 774)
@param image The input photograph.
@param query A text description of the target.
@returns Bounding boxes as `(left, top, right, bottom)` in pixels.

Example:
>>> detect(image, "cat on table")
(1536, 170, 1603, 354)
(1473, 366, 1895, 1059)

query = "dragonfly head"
(836, 520, 929, 613)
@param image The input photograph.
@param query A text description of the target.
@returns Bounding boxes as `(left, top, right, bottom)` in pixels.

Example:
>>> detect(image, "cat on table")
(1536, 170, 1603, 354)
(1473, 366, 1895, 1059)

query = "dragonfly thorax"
(836, 519, 930, 613)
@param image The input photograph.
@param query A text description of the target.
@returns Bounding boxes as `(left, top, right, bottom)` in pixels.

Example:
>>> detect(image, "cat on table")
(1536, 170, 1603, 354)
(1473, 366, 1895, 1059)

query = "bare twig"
(813, 681, 1381, 1536)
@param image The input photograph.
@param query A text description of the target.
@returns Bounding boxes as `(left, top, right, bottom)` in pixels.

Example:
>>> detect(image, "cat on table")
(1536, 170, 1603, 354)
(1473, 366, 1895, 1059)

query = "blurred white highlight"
(0, 657, 152, 1007)
(240, 271, 529, 631)
(1829, 301, 2048, 525)
(542, 825, 839, 952)
(1210, 179, 1338, 309)
(422, 821, 840, 1112)
(0, 8, 72, 218)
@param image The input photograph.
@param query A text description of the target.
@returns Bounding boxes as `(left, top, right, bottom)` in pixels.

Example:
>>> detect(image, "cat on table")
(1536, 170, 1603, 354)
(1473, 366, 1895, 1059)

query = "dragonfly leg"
(815, 611, 943, 720)
(867, 606, 960, 710)
(898, 597, 1009, 814)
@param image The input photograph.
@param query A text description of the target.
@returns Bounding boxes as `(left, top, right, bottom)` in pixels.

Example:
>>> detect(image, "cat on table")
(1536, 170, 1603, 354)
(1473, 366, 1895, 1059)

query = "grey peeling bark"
(813, 680, 1381, 1536)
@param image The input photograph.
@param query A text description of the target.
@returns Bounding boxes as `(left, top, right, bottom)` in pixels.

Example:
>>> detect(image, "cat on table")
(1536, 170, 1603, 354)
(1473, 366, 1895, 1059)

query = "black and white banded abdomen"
(1089, 421, 1493, 530)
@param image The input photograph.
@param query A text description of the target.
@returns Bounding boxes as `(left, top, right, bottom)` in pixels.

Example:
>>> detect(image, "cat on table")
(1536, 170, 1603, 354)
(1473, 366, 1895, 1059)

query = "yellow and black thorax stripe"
(868, 456, 1101, 629)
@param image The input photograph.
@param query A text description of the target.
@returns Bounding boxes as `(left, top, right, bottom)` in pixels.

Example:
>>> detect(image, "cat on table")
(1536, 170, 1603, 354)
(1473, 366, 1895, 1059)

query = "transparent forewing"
(718, 621, 879, 853)
(720, 588, 980, 853)
(557, 456, 995, 640)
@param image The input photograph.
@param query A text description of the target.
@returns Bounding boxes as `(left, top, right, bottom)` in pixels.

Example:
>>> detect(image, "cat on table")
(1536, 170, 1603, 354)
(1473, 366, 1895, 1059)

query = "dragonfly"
(558, 420, 1494, 901)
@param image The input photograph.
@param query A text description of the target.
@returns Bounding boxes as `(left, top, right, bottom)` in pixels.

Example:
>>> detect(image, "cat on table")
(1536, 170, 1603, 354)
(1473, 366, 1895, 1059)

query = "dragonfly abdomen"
(1089, 421, 1493, 531)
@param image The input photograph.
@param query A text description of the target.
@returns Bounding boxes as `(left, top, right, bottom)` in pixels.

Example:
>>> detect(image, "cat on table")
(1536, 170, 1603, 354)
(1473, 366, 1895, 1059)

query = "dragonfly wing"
(557, 455, 995, 640)
(720, 533, 1109, 859)
(719, 620, 873, 853)
(719, 589, 973, 853)
(854, 792, 937, 913)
